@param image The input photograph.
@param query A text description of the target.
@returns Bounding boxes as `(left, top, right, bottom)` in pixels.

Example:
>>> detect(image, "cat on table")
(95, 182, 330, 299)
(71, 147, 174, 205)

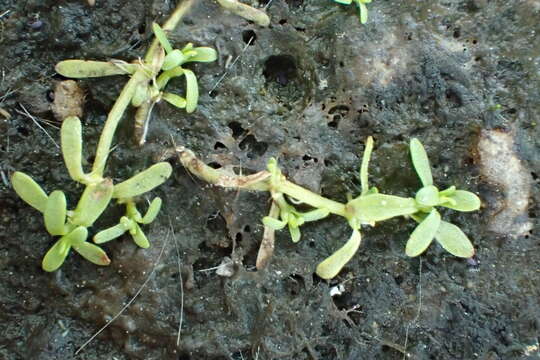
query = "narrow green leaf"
(289, 224, 301, 243)
(162, 92, 187, 108)
(360, 136, 374, 196)
(301, 208, 330, 222)
(186, 47, 218, 63)
(132, 223, 150, 248)
(11, 172, 48, 213)
(263, 216, 287, 230)
(350, 193, 418, 223)
(439, 186, 456, 197)
(410, 138, 433, 187)
(55, 60, 137, 78)
(358, 1, 368, 24)
(72, 241, 111, 266)
(44, 190, 67, 236)
(333, 0, 353, 4)
(42, 237, 71, 272)
(71, 179, 114, 227)
(441, 190, 481, 212)
(316, 229, 361, 279)
(61, 116, 86, 182)
(141, 198, 163, 224)
(157, 67, 184, 90)
(183, 69, 199, 113)
(151, 23, 173, 54)
(415, 185, 440, 207)
(435, 221, 474, 258)
(406, 209, 441, 257)
(112, 162, 172, 199)
(162, 49, 186, 71)
(93, 221, 129, 244)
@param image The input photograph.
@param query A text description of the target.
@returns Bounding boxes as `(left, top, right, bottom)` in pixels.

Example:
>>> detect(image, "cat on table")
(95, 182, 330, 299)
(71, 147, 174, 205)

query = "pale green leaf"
(184, 69, 199, 113)
(301, 208, 330, 222)
(71, 179, 114, 227)
(42, 237, 70, 272)
(152, 23, 173, 54)
(132, 223, 150, 248)
(187, 47, 218, 63)
(131, 83, 149, 107)
(11, 172, 48, 213)
(316, 229, 361, 280)
(141, 198, 163, 224)
(162, 49, 186, 71)
(61, 116, 86, 182)
(44, 190, 67, 236)
(262, 216, 287, 230)
(415, 185, 439, 207)
(289, 224, 301, 243)
(72, 241, 111, 266)
(93, 221, 130, 244)
(358, 1, 368, 24)
(410, 138, 433, 187)
(360, 136, 374, 196)
(435, 221, 474, 258)
(441, 190, 481, 212)
(162, 92, 187, 108)
(55, 60, 137, 78)
(113, 162, 172, 199)
(350, 193, 418, 223)
(406, 209, 441, 257)
(334, 0, 353, 4)
(157, 67, 184, 90)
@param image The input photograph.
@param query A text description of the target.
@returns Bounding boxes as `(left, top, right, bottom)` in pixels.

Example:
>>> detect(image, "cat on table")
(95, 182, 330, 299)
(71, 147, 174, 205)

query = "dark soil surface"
(0, 0, 539, 359)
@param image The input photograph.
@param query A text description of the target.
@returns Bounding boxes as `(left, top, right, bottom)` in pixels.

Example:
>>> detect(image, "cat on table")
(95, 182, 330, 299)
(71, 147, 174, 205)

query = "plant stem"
(91, 0, 196, 177)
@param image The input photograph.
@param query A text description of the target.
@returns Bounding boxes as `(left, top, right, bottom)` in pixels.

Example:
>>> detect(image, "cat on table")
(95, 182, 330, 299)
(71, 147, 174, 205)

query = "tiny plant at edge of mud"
(332, 0, 373, 24)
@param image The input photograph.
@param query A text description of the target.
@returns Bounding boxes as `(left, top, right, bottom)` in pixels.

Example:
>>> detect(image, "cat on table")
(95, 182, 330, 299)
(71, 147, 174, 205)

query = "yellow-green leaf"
(72, 241, 111, 266)
(410, 138, 433, 187)
(141, 198, 163, 224)
(187, 47, 218, 63)
(406, 209, 441, 257)
(112, 162, 172, 199)
(42, 237, 71, 272)
(441, 190, 481, 212)
(350, 193, 417, 223)
(44, 190, 67, 236)
(184, 69, 199, 113)
(55, 60, 137, 78)
(132, 223, 150, 248)
(71, 179, 114, 227)
(11, 172, 48, 213)
(435, 221, 474, 258)
(316, 229, 361, 279)
(61, 116, 86, 182)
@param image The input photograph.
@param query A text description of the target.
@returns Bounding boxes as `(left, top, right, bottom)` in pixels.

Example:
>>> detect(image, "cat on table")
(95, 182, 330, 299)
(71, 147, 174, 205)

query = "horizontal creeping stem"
(174, 146, 348, 217)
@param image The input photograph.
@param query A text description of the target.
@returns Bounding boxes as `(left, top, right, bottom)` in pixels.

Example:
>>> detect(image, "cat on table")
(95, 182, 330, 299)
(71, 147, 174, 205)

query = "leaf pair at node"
(332, 0, 372, 24)
(405, 139, 480, 258)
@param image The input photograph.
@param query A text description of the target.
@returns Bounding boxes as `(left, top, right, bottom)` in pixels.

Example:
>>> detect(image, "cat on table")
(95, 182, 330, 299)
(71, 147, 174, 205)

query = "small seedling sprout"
(332, 0, 373, 24)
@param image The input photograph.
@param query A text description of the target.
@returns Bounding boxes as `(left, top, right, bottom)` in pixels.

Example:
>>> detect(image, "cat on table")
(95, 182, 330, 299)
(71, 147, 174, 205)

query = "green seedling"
(332, 0, 372, 24)
(175, 135, 481, 280)
(405, 139, 481, 258)
(55, 22, 217, 146)
(12, 116, 171, 271)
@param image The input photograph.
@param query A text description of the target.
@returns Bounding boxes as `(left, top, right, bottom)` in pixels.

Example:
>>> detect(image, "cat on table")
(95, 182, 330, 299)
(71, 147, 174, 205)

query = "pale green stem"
(91, 70, 147, 177)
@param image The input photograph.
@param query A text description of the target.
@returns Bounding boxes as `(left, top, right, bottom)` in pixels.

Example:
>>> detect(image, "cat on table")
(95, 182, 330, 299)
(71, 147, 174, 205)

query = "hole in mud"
(228, 121, 246, 139)
(453, 28, 461, 38)
(138, 23, 146, 34)
(329, 105, 350, 116)
(235, 232, 243, 242)
(242, 30, 256, 45)
(324, 158, 333, 166)
(208, 162, 222, 169)
(279, 19, 287, 25)
(206, 211, 226, 232)
(243, 225, 251, 233)
(209, 89, 219, 98)
(239, 135, 268, 158)
(328, 116, 340, 128)
(263, 55, 297, 86)
(214, 141, 227, 150)
(445, 89, 463, 107)
(302, 154, 318, 163)
(285, 274, 304, 295)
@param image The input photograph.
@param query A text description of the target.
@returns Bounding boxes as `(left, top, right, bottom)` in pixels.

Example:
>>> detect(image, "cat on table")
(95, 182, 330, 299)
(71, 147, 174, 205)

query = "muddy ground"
(0, 0, 539, 359)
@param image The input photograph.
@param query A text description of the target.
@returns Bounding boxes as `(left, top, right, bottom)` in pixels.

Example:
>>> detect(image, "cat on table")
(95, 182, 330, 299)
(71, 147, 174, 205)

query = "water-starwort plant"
(10, 1, 203, 272)
(174, 135, 480, 280)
